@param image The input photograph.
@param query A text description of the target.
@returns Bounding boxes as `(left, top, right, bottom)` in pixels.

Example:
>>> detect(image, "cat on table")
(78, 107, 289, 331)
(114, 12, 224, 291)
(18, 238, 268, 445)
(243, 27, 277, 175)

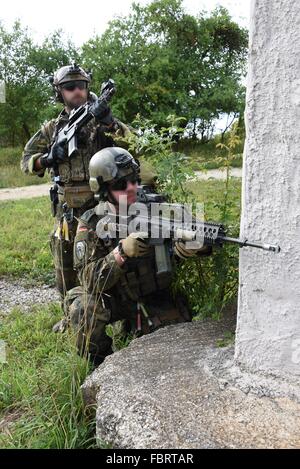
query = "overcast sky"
(0, 0, 250, 46)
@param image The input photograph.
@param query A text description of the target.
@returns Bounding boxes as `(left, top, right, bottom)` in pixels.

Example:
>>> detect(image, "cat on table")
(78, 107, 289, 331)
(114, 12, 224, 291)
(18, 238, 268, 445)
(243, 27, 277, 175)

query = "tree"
(81, 0, 248, 139)
(0, 21, 78, 146)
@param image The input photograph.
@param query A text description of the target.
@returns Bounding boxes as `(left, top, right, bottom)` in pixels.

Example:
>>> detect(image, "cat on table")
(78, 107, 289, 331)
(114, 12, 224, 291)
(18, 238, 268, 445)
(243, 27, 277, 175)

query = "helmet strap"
(55, 86, 65, 104)
(107, 190, 118, 206)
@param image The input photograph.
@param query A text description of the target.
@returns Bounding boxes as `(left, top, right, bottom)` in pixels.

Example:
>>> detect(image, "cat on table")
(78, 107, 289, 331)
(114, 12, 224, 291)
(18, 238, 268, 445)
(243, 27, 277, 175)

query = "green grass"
(0, 196, 54, 284)
(188, 177, 241, 224)
(0, 304, 96, 449)
(172, 176, 241, 321)
(0, 147, 50, 189)
(175, 138, 244, 171)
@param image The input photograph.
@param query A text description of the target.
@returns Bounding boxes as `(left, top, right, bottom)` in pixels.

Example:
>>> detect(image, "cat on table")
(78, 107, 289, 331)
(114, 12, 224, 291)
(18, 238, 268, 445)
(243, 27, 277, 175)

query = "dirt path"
(194, 167, 242, 180)
(0, 168, 242, 202)
(0, 183, 50, 201)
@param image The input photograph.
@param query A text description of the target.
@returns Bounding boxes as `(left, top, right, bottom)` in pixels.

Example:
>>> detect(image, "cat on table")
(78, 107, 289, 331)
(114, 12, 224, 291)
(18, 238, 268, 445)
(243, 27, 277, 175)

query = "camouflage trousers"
(64, 287, 192, 365)
(50, 200, 95, 300)
(50, 216, 79, 300)
(64, 287, 113, 365)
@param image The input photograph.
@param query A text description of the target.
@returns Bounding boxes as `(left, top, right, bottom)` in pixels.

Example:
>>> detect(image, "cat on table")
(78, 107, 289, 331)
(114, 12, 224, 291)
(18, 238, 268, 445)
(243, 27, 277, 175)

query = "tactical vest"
(46, 112, 115, 186)
(118, 251, 172, 303)
(44, 112, 116, 209)
(81, 208, 173, 304)
(87, 229, 173, 304)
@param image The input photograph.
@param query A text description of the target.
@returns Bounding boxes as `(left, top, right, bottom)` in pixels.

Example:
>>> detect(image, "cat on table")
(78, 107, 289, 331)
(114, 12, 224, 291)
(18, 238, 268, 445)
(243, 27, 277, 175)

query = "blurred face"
(108, 176, 138, 207)
(60, 80, 88, 109)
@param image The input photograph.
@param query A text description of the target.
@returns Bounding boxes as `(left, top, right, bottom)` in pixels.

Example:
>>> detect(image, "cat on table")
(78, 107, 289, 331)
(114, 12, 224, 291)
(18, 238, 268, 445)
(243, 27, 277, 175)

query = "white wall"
(235, 0, 300, 378)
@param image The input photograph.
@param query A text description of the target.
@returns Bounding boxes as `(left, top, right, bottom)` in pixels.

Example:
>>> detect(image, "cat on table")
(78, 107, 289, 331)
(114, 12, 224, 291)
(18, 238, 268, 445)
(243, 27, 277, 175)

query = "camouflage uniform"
(65, 204, 192, 364)
(20, 109, 134, 298)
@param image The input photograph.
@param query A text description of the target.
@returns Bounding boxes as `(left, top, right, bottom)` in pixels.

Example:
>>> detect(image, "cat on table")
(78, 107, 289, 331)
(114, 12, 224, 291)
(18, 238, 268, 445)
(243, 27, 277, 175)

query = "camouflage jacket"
(73, 205, 174, 311)
(20, 107, 132, 185)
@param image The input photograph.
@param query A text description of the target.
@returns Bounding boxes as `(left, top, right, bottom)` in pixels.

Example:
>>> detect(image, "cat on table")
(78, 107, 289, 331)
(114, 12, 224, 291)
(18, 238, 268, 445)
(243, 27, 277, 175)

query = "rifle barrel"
(219, 236, 280, 253)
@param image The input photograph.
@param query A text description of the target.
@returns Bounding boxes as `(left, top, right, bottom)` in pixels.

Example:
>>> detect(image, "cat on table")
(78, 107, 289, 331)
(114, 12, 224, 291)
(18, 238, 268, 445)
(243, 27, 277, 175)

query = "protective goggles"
(61, 80, 88, 91)
(109, 175, 139, 191)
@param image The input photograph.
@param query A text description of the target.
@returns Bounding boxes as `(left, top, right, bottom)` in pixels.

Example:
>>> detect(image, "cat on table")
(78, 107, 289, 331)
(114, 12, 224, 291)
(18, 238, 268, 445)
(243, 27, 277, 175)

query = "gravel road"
(0, 278, 60, 314)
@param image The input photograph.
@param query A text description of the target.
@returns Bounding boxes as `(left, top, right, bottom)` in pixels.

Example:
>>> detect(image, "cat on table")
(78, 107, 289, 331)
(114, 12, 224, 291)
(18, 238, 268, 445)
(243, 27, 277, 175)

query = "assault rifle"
(95, 186, 280, 280)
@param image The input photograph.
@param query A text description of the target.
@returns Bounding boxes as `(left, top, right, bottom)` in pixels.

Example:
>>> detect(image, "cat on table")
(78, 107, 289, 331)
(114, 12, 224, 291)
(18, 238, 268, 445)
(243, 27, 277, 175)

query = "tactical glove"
(174, 241, 212, 259)
(90, 98, 113, 125)
(120, 232, 150, 258)
(40, 141, 67, 168)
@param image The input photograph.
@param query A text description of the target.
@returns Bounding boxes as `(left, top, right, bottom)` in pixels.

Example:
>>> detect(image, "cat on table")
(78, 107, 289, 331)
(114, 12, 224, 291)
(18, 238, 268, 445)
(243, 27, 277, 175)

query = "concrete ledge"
(82, 315, 300, 449)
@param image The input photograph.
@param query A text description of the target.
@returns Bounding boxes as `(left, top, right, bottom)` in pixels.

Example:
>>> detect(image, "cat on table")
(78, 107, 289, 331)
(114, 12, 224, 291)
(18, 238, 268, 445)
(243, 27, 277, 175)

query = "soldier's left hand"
(90, 98, 113, 124)
(174, 241, 212, 259)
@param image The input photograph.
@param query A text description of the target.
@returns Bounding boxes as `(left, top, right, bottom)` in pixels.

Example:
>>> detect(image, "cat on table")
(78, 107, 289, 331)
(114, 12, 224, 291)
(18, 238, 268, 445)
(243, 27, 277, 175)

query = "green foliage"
(0, 21, 78, 146)
(126, 114, 194, 201)
(0, 146, 23, 166)
(0, 197, 53, 283)
(82, 0, 248, 137)
(0, 1, 247, 146)
(176, 124, 243, 319)
(175, 134, 244, 170)
(173, 176, 240, 319)
(216, 330, 235, 348)
(106, 321, 135, 351)
(0, 305, 96, 448)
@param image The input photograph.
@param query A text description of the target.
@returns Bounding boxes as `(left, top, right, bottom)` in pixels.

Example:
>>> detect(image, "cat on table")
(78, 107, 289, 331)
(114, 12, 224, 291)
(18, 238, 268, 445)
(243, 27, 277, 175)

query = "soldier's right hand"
(40, 141, 67, 168)
(120, 232, 150, 258)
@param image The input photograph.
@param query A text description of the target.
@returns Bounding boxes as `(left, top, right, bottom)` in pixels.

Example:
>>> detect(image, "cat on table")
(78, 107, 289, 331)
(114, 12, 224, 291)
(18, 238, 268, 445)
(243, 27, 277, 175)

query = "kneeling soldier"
(64, 147, 210, 365)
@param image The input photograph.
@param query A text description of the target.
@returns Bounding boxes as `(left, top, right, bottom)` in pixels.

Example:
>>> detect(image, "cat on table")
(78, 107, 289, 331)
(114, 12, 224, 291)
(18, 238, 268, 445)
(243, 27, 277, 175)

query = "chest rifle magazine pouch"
(155, 243, 172, 289)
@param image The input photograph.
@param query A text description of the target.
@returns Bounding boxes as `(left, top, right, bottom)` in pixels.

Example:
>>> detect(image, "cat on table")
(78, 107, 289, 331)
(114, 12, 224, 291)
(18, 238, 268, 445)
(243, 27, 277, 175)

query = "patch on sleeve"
(75, 241, 87, 261)
(78, 225, 88, 232)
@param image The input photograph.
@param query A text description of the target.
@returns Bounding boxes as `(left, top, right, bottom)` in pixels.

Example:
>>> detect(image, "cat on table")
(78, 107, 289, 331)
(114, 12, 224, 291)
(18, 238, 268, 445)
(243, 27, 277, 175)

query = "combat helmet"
(50, 63, 92, 103)
(89, 147, 140, 200)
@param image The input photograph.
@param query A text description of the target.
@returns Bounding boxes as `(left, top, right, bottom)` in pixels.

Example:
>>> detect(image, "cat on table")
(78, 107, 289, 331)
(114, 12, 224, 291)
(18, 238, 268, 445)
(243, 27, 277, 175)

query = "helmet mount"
(89, 147, 140, 201)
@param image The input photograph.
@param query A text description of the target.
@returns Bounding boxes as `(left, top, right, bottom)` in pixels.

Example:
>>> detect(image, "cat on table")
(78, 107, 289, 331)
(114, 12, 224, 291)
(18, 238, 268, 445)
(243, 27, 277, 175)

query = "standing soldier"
(20, 64, 140, 309)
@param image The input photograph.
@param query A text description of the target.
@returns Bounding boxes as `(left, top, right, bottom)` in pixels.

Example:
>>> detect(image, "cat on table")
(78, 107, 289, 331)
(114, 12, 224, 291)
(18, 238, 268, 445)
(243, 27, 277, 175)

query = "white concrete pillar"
(235, 0, 300, 379)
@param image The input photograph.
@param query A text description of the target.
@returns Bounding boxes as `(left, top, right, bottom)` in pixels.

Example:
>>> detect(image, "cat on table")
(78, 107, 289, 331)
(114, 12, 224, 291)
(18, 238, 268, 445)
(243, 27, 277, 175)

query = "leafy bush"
(126, 116, 241, 319)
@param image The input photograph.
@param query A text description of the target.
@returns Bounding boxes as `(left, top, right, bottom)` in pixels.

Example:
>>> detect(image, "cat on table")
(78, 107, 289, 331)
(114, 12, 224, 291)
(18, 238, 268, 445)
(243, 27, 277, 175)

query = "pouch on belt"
(59, 185, 94, 208)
